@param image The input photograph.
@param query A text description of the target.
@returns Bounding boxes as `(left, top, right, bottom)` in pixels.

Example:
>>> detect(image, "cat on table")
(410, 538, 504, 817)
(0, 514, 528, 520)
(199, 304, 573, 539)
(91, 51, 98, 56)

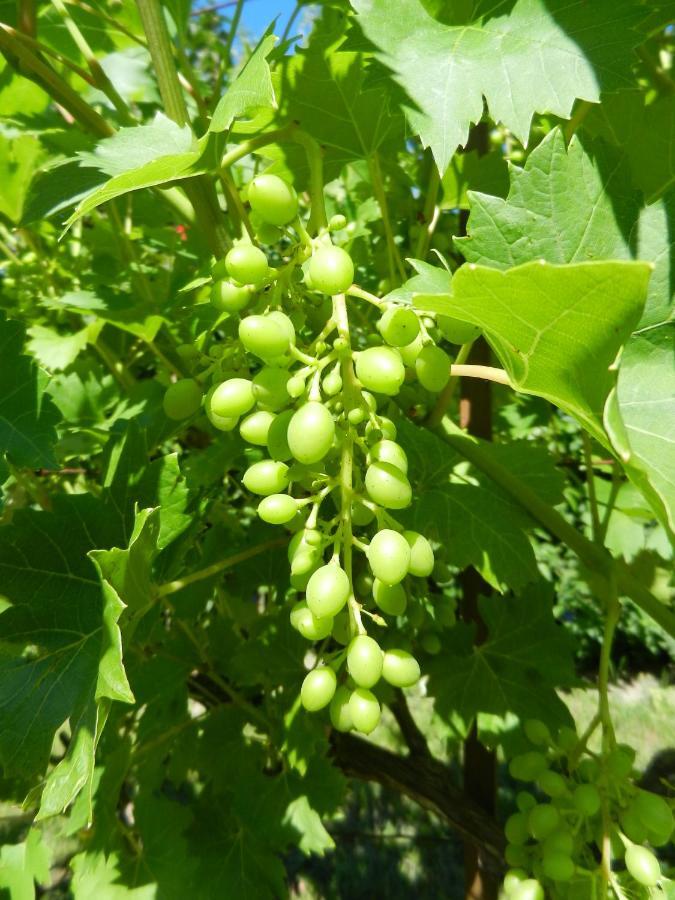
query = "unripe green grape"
(437, 315, 481, 345)
(211, 279, 253, 313)
(330, 684, 353, 731)
(348, 407, 366, 425)
(266, 310, 295, 344)
(420, 632, 441, 655)
(322, 369, 343, 396)
(573, 784, 601, 817)
(537, 770, 567, 798)
(510, 880, 544, 900)
(348, 688, 381, 735)
(576, 757, 599, 782)
(516, 791, 536, 813)
(404, 531, 434, 577)
(365, 461, 412, 509)
(347, 635, 383, 688)
(240, 410, 275, 446)
(242, 460, 290, 495)
(306, 563, 350, 618)
(239, 315, 292, 360)
(606, 745, 635, 778)
(372, 579, 407, 616)
(543, 830, 573, 856)
(528, 804, 560, 840)
(163, 379, 202, 420)
(378, 306, 420, 347)
(287, 374, 306, 398)
(542, 852, 574, 882)
(257, 494, 298, 525)
(225, 243, 269, 286)
(206, 404, 238, 432)
(415, 344, 450, 392)
(211, 378, 255, 418)
(369, 439, 408, 474)
(624, 844, 661, 886)
(524, 719, 550, 746)
(505, 812, 530, 846)
(290, 601, 333, 640)
(328, 213, 347, 231)
(382, 649, 420, 688)
(398, 333, 424, 367)
(176, 343, 200, 361)
(255, 220, 283, 245)
(248, 173, 298, 226)
(289, 533, 321, 576)
(287, 401, 335, 464)
(367, 529, 411, 585)
(332, 610, 351, 646)
(308, 245, 354, 295)
(503, 870, 528, 894)
(504, 844, 529, 868)
(211, 257, 229, 281)
(252, 367, 290, 411)
(509, 751, 548, 782)
(267, 409, 293, 460)
(351, 500, 375, 526)
(355, 346, 405, 396)
(300, 666, 337, 712)
(365, 416, 397, 442)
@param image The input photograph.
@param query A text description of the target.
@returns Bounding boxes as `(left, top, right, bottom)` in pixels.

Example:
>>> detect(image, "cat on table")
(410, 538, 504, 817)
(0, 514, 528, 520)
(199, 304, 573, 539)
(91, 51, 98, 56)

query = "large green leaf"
(0, 313, 62, 469)
(427, 585, 576, 737)
(416, 260, 651, 445)
(0, 133, 45, 224)
(77, 113, 193, 176)
(350, 0, 644, 171)
(455, 130, 675, 537)
(210, 34, 277, 133)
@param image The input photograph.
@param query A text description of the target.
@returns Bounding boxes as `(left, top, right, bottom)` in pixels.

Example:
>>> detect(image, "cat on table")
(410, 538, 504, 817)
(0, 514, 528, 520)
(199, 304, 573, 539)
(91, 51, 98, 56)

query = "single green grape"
(239, 314, 292, 360)
(503, 870, 528, 895)
(242, 460, 290, 495)
(300, 666, 337, 712)
(288, 531, 322, 576)
(436, 315, 481, 345)
(504, 812, 530, 846)
(306, 563, 350, 619)
(508, 751, 548, 781)
(527, 804, 560, 840)
(211, 279, 253, 313)
(537, 770, 567, 798)
(543, 830, 574, 856)
(366, 417, 397, 442)
(207, 406, 239, 432)
(211, 378, 255, 418)
(287, 401, 335, 464)
(524, 719, 550, 746)
(252, 367, 291, 411)
(257, 494, 298, 524)
(328, 213, 347, 231)
(368, 439, 408, 474)
(267, 409, 294, 460)
(372, 579, 407, 616)
(542, 851, 574, 882)
(240, 410, 275, 446)
(504, 844, 529, 868)
(329, 684, 353, 731)
(163, 379, 202, 420)
(572, 784, 601, 817)
(225, 243, 269, 286)
(420, 632, 441, 655)
(308, 245, 354, 295)
(510, 879, 544, 900)
(322, 369, 343, 396)
(367, 529, 411, 585)
(348, 688, 381, 735)
(347, 635, 383, 688)
(415, 344, 450, 392)
(352, 500, 375, 526)
(378, 306, 420, 347)
(516, 792, 536, 813)
(624, 844, 661, 887)
(290, 601, 333, 640)
(331, 610, 351, 645)
(576, 757, 599, 782)
(606, 745, 635, 778)
(404, 531, 434, 577)
(382, 649, 420, 688)
(355, 347, 405, 396)
(248, 173, 298, 226)
(365, 462, 412, 509)
(266, 310, 295, 345)
(287, 374, 306, 398)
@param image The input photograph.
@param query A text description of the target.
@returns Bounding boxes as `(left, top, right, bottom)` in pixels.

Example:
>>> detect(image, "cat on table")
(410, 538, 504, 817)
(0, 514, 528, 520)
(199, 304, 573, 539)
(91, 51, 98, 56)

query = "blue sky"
(237, 0, 298, 38)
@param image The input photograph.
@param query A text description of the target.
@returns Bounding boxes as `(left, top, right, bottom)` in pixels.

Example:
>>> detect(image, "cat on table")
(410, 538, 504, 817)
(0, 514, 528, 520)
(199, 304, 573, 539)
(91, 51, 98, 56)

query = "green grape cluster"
(502, 720, 673, 897)
(162, 172, 468, 736)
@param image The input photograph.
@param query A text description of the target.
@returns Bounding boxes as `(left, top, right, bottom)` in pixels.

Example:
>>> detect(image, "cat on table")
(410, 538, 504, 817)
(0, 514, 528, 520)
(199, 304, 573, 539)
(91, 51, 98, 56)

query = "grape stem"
(449, 364, 510, 386)
(347, 285, 386, 309)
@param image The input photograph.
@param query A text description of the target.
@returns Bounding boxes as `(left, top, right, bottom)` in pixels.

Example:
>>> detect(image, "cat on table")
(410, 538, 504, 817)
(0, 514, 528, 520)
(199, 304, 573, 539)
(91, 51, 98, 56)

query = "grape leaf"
(441, 148, 509, 210)
(455, 130, 675, 537)
(585, 90, 675, 203)
(427, 584, 576, 736)
(210, 34, 277, 133)
(50, 290, 165, 343)
(0, 829, 51, 898)
(415, 260, 651, 445)
(350, 0, 644, 171)
(27, 323, 98, 372)
(77, 112, 193, 176)
(22, 160, 107, 224)
(0, 312, 62, 469)
(0, 133, 46, 223)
